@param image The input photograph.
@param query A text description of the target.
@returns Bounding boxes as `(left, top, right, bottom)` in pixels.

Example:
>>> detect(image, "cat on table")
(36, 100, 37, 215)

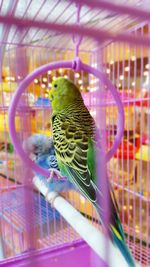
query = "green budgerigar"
(49, 77, 135, 267)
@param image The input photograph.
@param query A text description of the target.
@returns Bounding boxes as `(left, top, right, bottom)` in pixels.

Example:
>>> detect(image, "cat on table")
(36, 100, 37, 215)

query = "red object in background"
(120, 209, 129, 225)
(108, 136, 140, 159)
(135, 92, 150, 107)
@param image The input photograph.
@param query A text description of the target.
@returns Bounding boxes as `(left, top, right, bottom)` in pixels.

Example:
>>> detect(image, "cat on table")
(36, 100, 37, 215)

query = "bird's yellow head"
(49, 77, 82, 111)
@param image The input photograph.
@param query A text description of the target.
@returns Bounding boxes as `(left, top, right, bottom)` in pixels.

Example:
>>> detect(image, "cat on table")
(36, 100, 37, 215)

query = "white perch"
(33, 176, 140, 267)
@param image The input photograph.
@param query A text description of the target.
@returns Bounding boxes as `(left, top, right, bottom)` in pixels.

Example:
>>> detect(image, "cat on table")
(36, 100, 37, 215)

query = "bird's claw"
(47, 168, 62, 183)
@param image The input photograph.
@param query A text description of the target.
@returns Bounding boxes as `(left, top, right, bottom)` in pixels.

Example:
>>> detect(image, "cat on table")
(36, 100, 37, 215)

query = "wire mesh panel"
(0, 1, 150, 267)
(0, 44, 102, 260)
(102, 23, 150, 266)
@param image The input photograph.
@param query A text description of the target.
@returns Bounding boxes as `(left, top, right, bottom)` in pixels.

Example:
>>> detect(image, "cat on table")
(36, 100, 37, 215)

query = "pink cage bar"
(0, 0, 150, 267)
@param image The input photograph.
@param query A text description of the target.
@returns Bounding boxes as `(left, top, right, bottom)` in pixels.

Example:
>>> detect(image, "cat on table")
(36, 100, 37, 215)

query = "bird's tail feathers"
(112, 229, 136, 267)
(92, 181, 136, 267)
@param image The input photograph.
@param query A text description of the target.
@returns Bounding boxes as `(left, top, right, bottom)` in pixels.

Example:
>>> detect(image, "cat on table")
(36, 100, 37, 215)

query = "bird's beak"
(49, 89, 54, 101)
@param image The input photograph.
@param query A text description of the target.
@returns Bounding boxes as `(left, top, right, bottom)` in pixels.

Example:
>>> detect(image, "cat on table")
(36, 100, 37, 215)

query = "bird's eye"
(54, 84, 58, 88)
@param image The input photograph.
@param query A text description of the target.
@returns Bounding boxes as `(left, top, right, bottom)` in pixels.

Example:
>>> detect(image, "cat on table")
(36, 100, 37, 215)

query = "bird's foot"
(47, 168, 63, 183)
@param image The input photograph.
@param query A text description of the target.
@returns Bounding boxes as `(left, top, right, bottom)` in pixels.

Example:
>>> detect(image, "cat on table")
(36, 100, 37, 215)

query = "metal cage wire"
(0, 0, 150, 267)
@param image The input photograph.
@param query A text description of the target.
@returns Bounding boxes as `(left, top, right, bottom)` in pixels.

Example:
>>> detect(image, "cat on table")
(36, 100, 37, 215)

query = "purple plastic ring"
(8, 59, 124, 177)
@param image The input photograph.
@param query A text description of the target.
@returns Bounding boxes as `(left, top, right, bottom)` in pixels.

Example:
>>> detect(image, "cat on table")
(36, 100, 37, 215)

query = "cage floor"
(128, 240, 150, 267)
(0, 187, 149, 266)
(38, 226, 80, 248)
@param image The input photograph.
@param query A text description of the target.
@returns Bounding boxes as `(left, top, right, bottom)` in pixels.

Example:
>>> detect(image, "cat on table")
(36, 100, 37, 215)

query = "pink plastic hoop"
(8, 59, 124, 177)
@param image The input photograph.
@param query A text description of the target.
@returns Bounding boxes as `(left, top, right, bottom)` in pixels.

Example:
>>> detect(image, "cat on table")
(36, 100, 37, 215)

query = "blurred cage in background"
(0, 0, 150, 266)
